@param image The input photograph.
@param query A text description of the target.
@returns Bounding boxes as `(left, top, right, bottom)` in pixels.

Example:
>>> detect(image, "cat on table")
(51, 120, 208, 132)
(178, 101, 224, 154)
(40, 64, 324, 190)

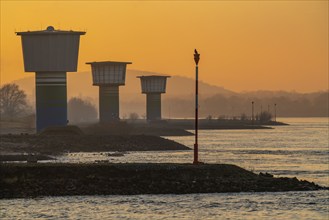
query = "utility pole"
(193, 49, 200, 164)
(274, 103, 277, 122)
(251, 101, 254, 125)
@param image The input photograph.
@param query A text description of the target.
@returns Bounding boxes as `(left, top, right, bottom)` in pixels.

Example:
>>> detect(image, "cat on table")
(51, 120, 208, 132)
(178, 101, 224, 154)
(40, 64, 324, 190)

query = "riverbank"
(0, 163, 326, 199)
(0, 134, 190, 155)
(164, 119, 287, 129)
(0, 119, 281, 136)
(81, 122, 194, 136)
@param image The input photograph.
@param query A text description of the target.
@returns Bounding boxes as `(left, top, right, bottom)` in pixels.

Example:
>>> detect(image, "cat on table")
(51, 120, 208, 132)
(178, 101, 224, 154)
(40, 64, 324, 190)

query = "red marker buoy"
(193, 49, 200, 164)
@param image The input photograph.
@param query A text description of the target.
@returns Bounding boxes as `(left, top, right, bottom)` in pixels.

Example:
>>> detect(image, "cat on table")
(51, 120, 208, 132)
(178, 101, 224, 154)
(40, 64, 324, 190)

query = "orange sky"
(1, 1, 328, 92)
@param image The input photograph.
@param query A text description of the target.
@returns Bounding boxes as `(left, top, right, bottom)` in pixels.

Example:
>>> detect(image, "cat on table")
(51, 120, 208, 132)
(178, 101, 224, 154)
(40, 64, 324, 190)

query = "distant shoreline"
(0, 119, 284, 135)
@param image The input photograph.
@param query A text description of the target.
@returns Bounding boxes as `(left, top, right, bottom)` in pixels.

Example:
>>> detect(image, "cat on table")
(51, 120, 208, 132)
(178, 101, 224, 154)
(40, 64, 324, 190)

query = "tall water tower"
(86, 61, 132, 123)
(16, 26, 85, 132)
(137, 75, 170, 121)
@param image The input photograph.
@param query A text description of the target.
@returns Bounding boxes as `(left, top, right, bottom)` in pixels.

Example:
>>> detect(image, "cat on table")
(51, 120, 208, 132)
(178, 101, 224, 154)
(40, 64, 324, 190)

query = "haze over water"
(1, 118, 328, 219)
(1, 1, 328, 219)
(57, 117, 329, 187)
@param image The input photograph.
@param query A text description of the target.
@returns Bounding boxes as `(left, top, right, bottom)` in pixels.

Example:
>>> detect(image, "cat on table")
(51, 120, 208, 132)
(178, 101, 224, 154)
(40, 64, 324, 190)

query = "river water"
(1, 118, 328, 219)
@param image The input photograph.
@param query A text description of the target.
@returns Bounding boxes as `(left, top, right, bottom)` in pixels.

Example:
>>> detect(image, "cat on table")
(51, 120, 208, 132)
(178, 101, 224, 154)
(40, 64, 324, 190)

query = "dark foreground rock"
(0, 134, 190, 155)
(0, 163, 326, 199)
(0, 154, 55, 162)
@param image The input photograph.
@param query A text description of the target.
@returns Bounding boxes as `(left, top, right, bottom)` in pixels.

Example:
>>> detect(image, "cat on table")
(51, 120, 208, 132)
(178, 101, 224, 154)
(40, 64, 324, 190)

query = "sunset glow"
(1, 1, 328, 92)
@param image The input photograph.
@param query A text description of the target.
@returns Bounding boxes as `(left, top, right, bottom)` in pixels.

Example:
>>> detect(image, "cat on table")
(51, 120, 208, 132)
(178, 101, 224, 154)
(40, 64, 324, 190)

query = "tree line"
(0, 83, 98, 123)
(0, 83, 143, 124)
(1, 83, 328, 123)
(161, 92, 328, 118)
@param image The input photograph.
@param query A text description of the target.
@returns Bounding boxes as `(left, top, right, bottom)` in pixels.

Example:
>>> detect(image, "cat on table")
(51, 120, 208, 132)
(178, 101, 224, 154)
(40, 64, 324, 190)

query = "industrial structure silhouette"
(17, 26, 171, 132)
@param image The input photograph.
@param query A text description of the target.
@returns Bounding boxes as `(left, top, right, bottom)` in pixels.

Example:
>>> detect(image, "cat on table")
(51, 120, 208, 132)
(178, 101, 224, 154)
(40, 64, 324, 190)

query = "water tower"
(86, 61, 132, 123)
(137, 75, 170, 121)
(16, 26, 85, 132)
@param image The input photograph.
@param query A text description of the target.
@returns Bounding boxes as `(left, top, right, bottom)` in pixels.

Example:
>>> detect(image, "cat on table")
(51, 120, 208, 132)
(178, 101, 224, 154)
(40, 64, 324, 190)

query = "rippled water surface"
(56, 117, 329, 186)
(1, 191, 328, 220)
(1, 118, 328, 219)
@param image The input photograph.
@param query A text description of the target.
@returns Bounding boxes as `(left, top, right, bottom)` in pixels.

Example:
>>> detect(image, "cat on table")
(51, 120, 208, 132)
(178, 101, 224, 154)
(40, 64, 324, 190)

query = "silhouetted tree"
(129, 112, 139, 121)
(68, 97, 97, 124)
(206, 115, 213, 120)
(217, 115, 226, 120)
(0, 84, 29, 120)
(259, 111, 272, 123)
(240, 113, 247, 121)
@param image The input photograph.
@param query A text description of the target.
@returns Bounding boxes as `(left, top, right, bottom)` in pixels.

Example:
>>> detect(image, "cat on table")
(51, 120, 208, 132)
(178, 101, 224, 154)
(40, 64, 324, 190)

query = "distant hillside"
(12, 69, 235, 103)
(10, 71, 328, 118)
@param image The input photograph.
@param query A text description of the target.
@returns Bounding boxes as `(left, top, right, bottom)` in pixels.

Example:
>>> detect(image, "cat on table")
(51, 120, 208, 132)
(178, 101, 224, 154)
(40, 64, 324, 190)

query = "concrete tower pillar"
(99, 85, 119, 121)
(35, 72, 67, 130)
(16, 26, 85, 132)
(146, 93, 161, 121)
(86, 61, 132, 123)
(138, 75, 170, 121)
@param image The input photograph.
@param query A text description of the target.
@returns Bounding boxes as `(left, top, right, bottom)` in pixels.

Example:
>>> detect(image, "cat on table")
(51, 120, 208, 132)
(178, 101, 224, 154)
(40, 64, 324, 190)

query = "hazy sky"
(1, 1, 328, 92)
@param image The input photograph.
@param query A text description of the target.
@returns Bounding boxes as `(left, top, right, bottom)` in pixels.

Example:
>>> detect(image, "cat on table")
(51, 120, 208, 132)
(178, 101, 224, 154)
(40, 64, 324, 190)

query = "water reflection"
(55, 118, 328, 186)
(1, 191, 328, 220)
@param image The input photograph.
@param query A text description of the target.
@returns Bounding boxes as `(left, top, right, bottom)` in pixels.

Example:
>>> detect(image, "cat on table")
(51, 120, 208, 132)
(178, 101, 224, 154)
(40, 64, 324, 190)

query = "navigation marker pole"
(193, 49, 200, 164)
(274, 103, 277, 122)
(252, 101, 254, 125)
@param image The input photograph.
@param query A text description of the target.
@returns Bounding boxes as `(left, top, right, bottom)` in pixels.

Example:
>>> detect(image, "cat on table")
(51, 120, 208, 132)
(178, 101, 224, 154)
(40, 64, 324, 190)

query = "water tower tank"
(17, 27, 85, 72)
(16, 26, 86, 132)
(137, 75, 170, 121)
(86, 61, 132, 122)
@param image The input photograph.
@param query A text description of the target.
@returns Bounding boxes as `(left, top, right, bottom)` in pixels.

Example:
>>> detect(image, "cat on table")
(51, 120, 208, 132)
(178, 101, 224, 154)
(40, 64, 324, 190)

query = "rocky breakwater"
(0, 134, 190, 155)
(0, 163, 326, 199)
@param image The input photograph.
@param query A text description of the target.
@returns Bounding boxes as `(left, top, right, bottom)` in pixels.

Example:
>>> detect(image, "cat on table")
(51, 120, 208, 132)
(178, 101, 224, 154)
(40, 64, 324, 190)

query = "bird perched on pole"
(194, 49, 200, 65)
